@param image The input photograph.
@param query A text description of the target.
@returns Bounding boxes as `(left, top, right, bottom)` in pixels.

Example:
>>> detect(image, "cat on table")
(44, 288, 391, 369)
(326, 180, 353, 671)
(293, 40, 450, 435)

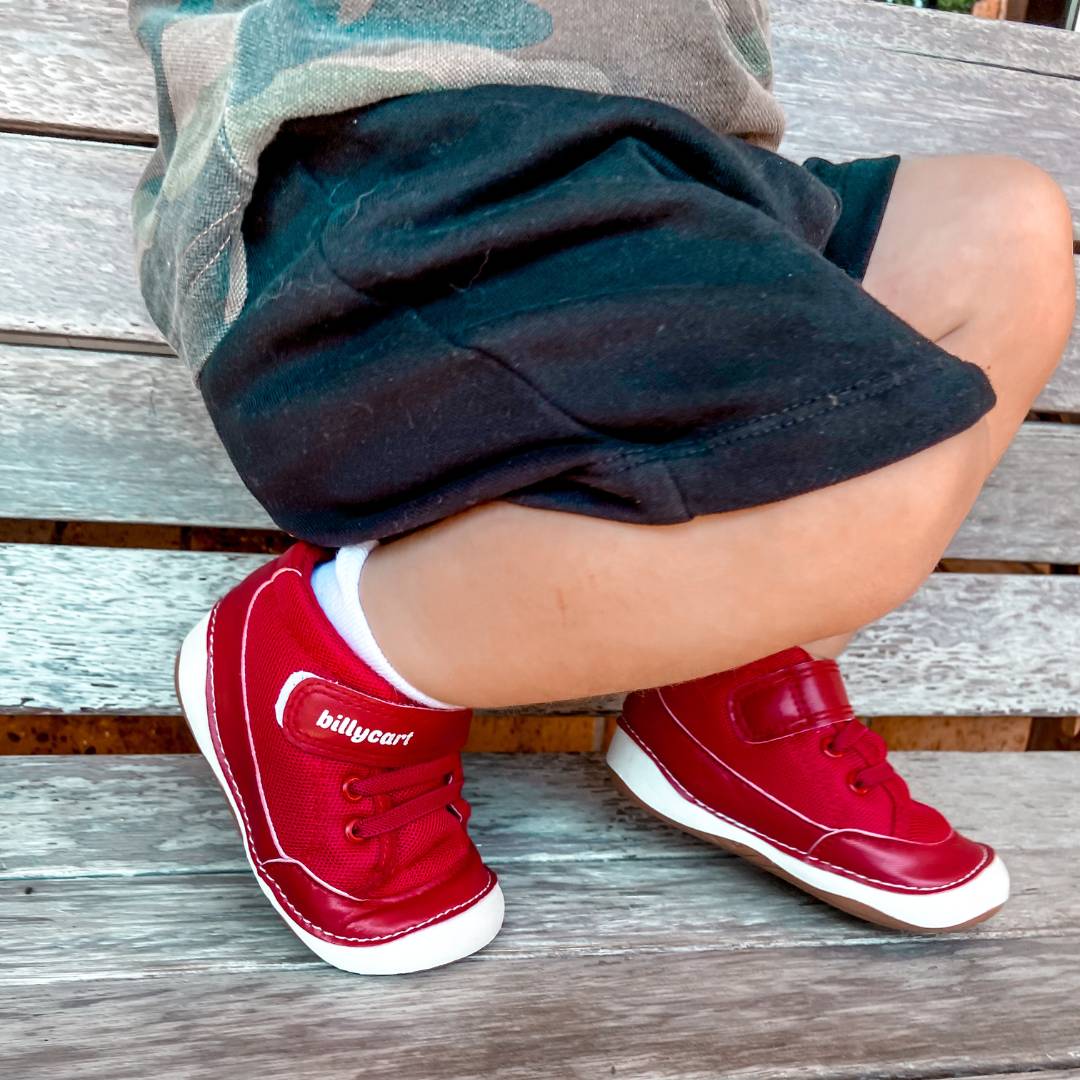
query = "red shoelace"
(823, 719, 897, 794)
(341, 753, 464, 841)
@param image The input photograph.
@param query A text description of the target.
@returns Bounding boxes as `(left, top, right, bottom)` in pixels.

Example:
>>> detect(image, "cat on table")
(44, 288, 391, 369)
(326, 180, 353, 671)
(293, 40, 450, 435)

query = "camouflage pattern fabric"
(129, 0, 784, 377)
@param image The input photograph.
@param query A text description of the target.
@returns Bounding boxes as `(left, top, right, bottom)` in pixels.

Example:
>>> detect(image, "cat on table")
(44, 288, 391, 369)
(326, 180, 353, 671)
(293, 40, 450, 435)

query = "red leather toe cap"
(808, 829, 994, 893)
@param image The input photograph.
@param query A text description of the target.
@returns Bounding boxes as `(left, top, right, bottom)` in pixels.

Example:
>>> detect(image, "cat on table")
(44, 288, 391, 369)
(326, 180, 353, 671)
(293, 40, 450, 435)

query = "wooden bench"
(1, 1, 1079, 1075)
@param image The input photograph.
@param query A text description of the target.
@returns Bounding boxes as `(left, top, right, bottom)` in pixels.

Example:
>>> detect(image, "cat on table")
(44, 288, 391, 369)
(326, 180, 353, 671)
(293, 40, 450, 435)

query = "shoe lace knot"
(823, 719, 897, 793)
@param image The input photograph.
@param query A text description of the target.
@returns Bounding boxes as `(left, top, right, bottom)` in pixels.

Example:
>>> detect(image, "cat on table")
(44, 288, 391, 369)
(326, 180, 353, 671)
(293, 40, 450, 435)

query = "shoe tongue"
(276, 673, 471, 767)
(728, 648, 855, 741)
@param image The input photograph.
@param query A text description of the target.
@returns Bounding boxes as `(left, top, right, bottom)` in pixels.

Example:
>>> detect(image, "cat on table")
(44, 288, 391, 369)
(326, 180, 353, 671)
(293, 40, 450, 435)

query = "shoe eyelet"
(847, 771, 870, 795)
(821, 735, 843, 758)
(341, 778, 363, 802)
(344, 818, 365, 842)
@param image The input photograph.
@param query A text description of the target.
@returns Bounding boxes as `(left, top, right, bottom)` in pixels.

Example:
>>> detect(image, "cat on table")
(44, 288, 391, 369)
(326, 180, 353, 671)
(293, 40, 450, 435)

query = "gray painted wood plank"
(3, 343, 1080, 559)
(2, 545, 1080, 716)
(1039, 351, 1080, 414)
(3, 0, 1078, 138)
(1, 752, 1076, 985)
(6, 24, 1080, 350)
(2, 844, 1074, 987)
(0, 0, 156, 139)
(773, 33, 1080, 209)
(772, 0, 1080, 79)
(2, 937, 1079, 1080)
(5, 752, 1076, 880)
(0, 135, 160, 344)
(948, 422, 1080, 561)
(0, 344, 272, 528)
(2, 753, 1075, 1075)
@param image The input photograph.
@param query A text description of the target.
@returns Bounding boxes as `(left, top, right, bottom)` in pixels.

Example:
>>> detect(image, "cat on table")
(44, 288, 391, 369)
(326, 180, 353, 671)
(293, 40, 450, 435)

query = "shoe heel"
(174, 612, 217, 766)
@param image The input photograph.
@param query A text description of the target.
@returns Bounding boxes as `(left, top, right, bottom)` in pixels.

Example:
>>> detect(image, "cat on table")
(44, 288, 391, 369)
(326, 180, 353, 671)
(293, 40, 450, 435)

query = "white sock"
(311, 542, 461, 710)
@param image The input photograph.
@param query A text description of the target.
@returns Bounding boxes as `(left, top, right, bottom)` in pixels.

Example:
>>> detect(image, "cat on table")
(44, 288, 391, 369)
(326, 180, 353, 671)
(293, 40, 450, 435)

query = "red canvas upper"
(620, 648, 993, 893)
(203, 541, 496, 947)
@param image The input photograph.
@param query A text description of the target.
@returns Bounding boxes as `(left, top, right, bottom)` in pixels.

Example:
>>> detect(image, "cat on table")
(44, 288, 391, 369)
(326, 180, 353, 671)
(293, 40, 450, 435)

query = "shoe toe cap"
(808, 828, 996, 893)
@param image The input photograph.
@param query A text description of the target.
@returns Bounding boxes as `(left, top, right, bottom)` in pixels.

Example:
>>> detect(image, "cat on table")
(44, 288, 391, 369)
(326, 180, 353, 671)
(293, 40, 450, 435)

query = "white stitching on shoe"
(619, 717, 991, 893)
(206, 579, 494, 944)
(658, 690, 952, 847)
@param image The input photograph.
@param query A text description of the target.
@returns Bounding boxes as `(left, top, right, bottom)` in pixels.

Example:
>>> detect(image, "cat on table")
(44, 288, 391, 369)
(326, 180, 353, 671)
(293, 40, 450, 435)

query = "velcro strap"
(276, 673, 471, 766)
(731, 659, 853, 742)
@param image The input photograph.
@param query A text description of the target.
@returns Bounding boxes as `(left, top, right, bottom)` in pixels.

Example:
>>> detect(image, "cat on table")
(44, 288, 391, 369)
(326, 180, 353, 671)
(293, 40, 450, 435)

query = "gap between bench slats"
(2, 342, 1079, 560)
(1, 545, 1079, 716)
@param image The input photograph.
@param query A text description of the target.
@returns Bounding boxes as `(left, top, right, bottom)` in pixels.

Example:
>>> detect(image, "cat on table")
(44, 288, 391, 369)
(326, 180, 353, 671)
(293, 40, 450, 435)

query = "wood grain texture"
(773, 31, 1080, 214)
(3, 936, 1080, 1079)
(2, 752, 1076, 1077)
(772, 0, 1080, 78)
(0, 344, 270, 528)
(0, 0, 156, 139)
(5, 752, 1076, 879)
(1, 752, 1076, 979)
(3, 0, 1079, 140)
(1, 847, 1076, 987)
(2, 343, 1080, 559)
(3, 545, 1080, 717)
(5, 13, 1080, 354)
(0, 135, 160, 344)
(867, 715, 1033, 751)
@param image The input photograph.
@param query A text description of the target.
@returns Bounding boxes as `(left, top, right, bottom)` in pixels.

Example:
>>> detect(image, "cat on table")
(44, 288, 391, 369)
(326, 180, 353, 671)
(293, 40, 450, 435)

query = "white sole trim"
(177, 613, 504, 975)
(606, 727, 1009, 931)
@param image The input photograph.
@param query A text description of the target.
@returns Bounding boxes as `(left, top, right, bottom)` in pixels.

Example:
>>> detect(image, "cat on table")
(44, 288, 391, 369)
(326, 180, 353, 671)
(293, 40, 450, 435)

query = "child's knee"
(974, 157, 1075, 319)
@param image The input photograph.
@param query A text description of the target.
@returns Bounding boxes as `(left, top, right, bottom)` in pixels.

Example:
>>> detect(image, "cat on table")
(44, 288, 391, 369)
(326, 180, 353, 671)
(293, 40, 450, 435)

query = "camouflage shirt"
(129, 1, 784, 376)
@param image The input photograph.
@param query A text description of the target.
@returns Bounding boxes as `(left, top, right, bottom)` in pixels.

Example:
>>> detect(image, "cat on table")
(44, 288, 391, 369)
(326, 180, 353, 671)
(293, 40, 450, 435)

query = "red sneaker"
(607, 648, 1008, 932)
(175, 542, 503, 974)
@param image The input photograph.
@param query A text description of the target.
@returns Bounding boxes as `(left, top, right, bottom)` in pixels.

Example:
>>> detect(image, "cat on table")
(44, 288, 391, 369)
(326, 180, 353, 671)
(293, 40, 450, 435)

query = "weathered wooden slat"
(5, 27, 1080, 351)
(0, 135, 159, 344)
(948, 422, 1080, 560)
(3, 0, 1079, 139)
(3, 753, 1077, 1074)
(2, 936, 1079, 1079)
(772, 0, 1080, 78)
(772, 32, 1080, 206)
(0, 0, 156, 140)
(3, 342, 1080, 559)
(7, 844, 1075, 987)
(0, 344, 272, 528)
(1, 754, 1076, 1058)
(2, 544, 1080, 717)
(5, 752, 1075, 880)
(8, 845, 1078, 981)
(1039, 354, 1080, 415)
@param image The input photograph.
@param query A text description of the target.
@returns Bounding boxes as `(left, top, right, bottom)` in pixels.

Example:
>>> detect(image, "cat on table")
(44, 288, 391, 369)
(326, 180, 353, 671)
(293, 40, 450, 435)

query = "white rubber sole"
(606, 727, 1009, 932)
(176, 612, 505, 975)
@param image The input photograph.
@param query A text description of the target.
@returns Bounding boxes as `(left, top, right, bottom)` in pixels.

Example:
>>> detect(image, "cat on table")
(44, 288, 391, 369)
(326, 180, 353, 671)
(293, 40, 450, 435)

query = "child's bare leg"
(362, 155, 1075, 707)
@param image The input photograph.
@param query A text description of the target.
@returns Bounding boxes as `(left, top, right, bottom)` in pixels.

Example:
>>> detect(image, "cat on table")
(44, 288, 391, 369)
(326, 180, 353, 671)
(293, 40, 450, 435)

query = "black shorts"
(201, 84, 994, 545)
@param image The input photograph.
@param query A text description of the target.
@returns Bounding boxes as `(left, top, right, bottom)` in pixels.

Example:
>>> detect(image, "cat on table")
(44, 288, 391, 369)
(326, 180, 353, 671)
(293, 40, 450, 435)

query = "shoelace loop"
(342, 752, 463, 841)
(822, 719, 897, 793)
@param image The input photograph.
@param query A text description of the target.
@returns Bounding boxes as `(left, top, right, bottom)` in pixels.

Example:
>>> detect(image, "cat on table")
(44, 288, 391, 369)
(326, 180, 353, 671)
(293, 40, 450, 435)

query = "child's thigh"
(365, 417, 991, 705)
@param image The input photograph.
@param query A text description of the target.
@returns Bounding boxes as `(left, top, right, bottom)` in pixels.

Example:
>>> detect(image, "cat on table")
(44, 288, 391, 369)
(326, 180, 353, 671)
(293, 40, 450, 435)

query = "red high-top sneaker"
(174, 542, 503, 974)
(607, 648, 1008, 932)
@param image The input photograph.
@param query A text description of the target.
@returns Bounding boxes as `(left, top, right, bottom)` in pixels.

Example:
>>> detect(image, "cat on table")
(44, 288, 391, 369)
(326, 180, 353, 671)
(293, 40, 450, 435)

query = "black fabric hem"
(802, 155, 902, 282)
(203, 86, 988, 545)
(507, 347, 995, 525)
